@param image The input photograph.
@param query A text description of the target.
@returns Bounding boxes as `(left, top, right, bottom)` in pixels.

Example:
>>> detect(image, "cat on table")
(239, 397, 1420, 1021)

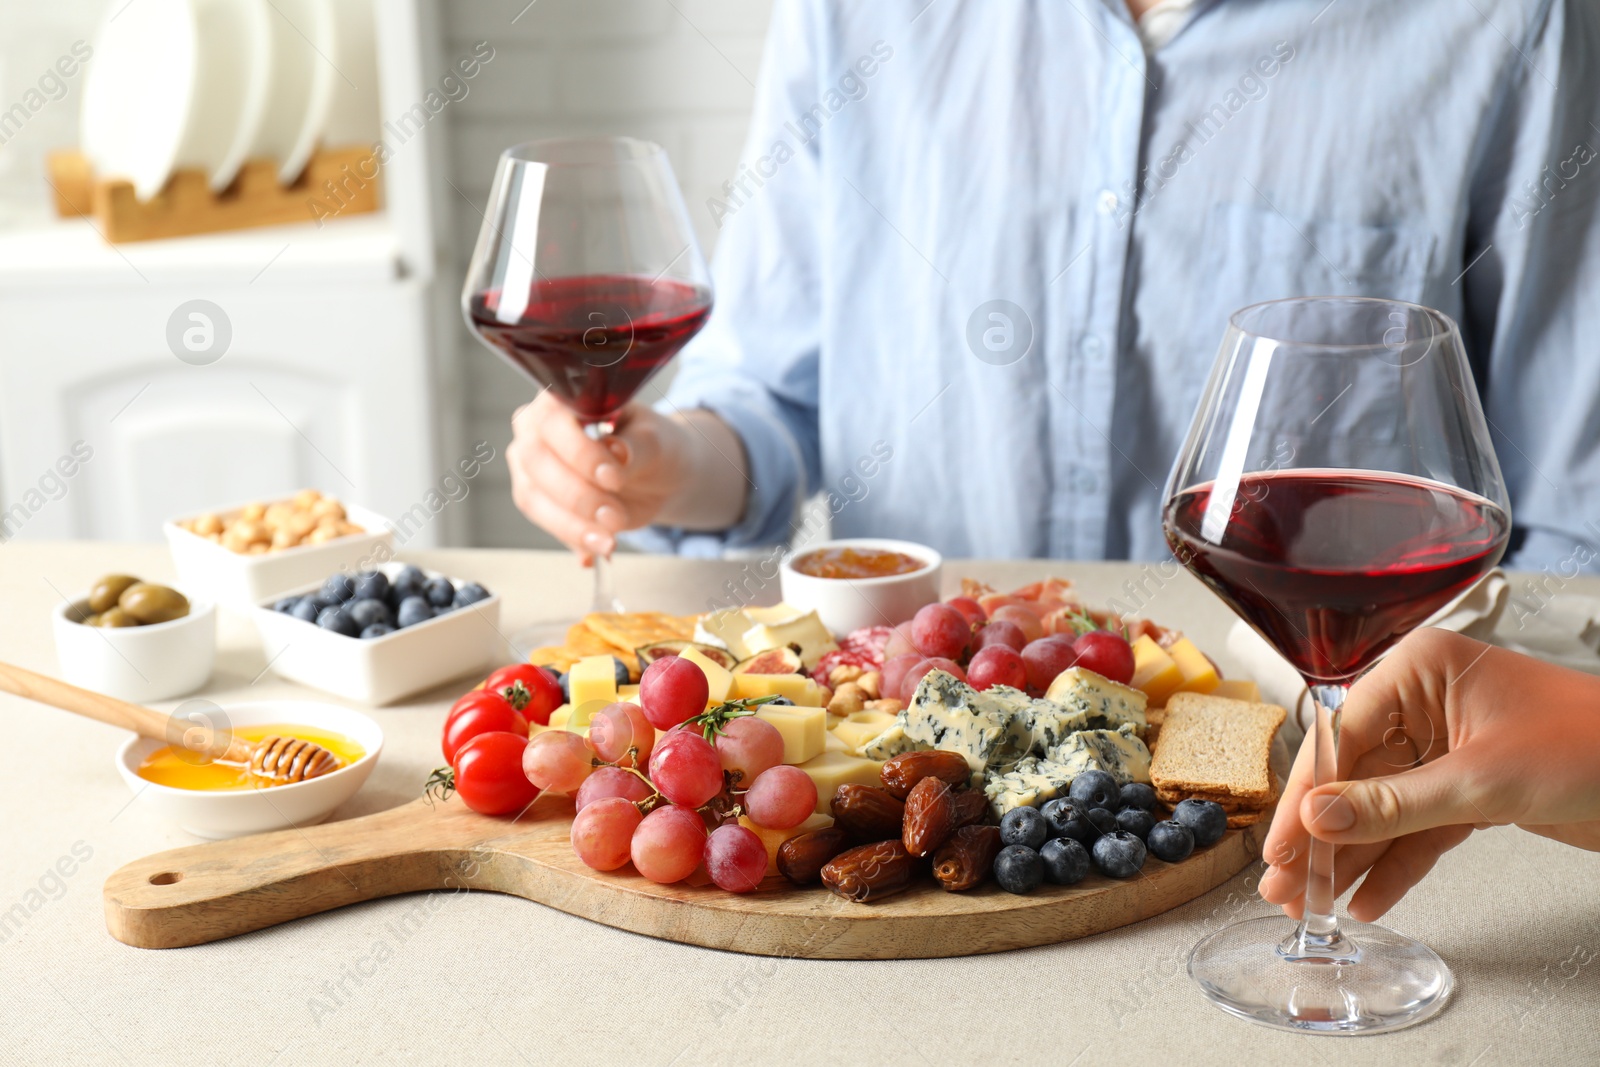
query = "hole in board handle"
(148, 872, 183, 885)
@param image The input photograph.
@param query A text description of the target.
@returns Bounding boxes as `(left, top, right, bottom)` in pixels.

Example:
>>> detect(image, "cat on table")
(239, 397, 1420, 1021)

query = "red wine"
(469, 274, 712, 424)
(1164, 470, 1509, 684)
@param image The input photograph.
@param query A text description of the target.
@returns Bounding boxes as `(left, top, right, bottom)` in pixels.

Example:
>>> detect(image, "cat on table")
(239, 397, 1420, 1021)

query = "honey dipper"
(0, 661, 342, 783)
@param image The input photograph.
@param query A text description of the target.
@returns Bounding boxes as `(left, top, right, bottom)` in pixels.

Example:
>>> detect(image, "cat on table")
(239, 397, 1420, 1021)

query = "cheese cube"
(847, 709, 897, 727)
(547, 704, 572, 729)
(739, 813, 833, 874)
(1130, 635, 1184, 706)
(825, 730, 850, 754)
(796, 751, 886, 812)
(729, 672, 823, 705)
(568, 655, 619, 709)
(1211, 678, 1262, 702)
(742, 610, 838, 669)
(1168, 637, 1220, 695)
(618, 684, 640, 704)
(754, 705, 826, 764)
(677, 646, 733, 705)
(830, 718, 887, 755)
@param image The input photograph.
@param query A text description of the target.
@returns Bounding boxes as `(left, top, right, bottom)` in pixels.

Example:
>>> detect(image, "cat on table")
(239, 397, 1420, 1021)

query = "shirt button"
(1080, 335, 1104, 359)
(1096, 189, 1119, 215)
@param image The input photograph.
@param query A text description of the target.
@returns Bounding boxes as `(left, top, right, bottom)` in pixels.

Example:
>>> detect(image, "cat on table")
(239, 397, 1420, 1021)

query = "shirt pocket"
(1183, 202, 1438, 377)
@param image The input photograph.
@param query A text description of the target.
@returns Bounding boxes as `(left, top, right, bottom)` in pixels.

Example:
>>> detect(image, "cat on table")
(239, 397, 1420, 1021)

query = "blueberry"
(424, 577, 455, 608)
(453, 581, 490, 608)
(288, 597, 320, 623)
(352, 570, 389, 602)
(1086, 807, 1118, 837)
(1041, 798, 1097, 843)
(348, 598, 392, 630)
(767, 695, 794, 706)
(1092, 831, 1148, 879)
(389, 566, 427, 605)
(396, 595, 434, 628)
(315, 605, 359, 637)
(1040, 837, 1090, 886)
(1119, 782, 1158, 812)
(1000, 806, 1049, 849)
(610, 657, 630, 687)
(311, 590, 344, 610)
(993, 844, 1044, 895)
(320, 573, 355, 604)
(1069, 770, 1121, 811)
(1116, 807, 1156, 841)
(360, 623, 395, 640)
(273, 596, 300, 613)
(555, 670, 572, 704)
(1147, 820, 1196, 863)
(1172, 798, 1228, 848)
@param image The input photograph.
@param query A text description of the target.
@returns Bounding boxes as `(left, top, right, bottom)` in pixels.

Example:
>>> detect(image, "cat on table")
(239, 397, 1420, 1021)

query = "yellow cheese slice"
(1130, 635, 1183, 706)
(825, 730, 850, 754)
(796, 751, 886, 813)
(738, 812, 832, 874)
(742, 610, 838, 669)
(754, 705, 826, 764)
(729, 672, 823, 705)
(831, 718, 889, 755)
(1168, 637, 1220, 694)
(677, 646, 733, 705)
(1211, 678, 1262, 702)
(568, 655, 618, 709)
(618, 684, 640, 704)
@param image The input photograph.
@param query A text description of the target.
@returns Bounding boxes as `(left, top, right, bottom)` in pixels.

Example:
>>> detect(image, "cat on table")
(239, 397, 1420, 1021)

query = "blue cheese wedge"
(859, 718, 930, 761)
(1042, 667, 1148, 737)
(983, 756, 1076, 816)
(902, 671, 1032, 776)
(1045, 724, 1152, 784)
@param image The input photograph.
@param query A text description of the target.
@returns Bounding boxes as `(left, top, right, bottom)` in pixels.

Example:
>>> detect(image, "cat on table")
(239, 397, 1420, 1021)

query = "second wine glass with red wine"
(1163, 296, 1510, 1034)
(463, 137, 712, 647)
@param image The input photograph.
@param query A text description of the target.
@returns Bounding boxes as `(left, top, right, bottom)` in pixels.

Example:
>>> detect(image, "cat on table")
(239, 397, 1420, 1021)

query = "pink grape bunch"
(549, 654, 817, 892)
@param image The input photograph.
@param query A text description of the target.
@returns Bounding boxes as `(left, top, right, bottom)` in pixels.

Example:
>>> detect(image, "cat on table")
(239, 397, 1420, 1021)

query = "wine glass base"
(508, 621, 577, 664)
(1189, 915, 1453, 1035)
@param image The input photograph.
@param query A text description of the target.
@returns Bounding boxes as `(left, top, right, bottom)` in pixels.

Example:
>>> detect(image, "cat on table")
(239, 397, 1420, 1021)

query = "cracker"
(582, 612, 697, 654)
(1150, 693, 1285, 803)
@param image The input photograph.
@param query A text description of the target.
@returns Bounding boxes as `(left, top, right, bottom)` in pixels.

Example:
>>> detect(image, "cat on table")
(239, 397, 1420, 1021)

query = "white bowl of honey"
(780, 538, 942, 636)
(115, 701, 383, 839)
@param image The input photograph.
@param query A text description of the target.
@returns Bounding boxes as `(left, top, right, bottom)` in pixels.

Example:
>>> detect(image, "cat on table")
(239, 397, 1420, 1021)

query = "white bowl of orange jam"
(115, 702, 383, 839)
(780, 538, 942, 636)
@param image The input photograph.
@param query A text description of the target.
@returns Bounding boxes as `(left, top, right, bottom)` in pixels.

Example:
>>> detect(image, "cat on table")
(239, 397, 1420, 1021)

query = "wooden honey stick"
(0, 661, 341, 783)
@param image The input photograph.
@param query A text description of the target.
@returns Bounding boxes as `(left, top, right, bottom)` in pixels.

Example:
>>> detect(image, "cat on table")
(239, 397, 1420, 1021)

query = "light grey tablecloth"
(1, 545, 1595, 1066)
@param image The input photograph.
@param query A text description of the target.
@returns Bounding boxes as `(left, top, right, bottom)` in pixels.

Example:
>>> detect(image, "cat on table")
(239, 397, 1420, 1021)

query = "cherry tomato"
(483, 663, 564, 726)
(443, 690, 527, 762)
(1073, 631, 1136, 685)
(452, 731, 540, 816)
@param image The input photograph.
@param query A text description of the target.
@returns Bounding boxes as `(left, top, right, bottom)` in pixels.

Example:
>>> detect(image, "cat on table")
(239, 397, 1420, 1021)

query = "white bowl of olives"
(52, 575, 216, 703)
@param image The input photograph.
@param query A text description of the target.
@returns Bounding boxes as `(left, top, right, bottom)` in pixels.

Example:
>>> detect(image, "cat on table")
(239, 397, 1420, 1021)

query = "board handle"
(103, 797, 494, 949)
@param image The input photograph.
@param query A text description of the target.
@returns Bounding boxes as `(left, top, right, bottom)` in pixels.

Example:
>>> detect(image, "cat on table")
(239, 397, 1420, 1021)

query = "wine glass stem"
(586, 421, 622, 613)
(1284, 683, 1356, 959)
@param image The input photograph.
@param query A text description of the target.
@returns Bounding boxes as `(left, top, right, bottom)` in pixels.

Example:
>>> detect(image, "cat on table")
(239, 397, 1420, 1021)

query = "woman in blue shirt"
(506, 0, 1600, 570)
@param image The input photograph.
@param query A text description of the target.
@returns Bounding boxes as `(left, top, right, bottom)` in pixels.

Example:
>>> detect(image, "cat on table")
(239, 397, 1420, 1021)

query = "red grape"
(639, 655, 709, 730)
(589, 701, 655, 768)
(974, 619, 1027, 653)
(1073, 630, 1137, 685)
(704, 824, 768, 892)
(899, 657, 966, 704)
(522, 730, 595, 793)
(742, 765, 818, 830)
(571, 796, 642, 870)
(911, 603, 971, 660)
(967, 645, 1028, 691)
(883, 622, 916, 660)
(630, 805, 706, 884)
(648, 728, 724, 808)
(575, 765, 654, 811)
(990, 604, 1044, 643)
(945, 596, 987, 627)
(1022, 637, 1079, 693)
(881, 653, 922, 704)
(713, 716, 784, 788)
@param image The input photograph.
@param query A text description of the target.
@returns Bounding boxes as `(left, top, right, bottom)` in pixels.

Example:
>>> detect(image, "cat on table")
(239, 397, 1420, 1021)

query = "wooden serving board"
(105, 793, 1266, 959)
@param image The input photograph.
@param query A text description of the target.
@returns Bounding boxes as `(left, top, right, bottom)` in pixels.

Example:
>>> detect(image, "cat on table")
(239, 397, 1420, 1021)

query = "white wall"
(0, 0, 773, 548)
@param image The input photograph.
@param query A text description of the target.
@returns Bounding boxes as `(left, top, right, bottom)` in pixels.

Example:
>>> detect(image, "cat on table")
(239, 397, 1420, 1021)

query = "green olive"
(96, 607, 139, 628)
(89, 574, 142, 614)
(117, 583, 189, 625)
(78, 612, 102, 627)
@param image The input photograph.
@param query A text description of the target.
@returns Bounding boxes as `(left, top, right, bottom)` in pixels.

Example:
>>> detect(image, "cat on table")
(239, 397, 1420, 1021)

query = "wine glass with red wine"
(462, 137, 712, 643)
(1163, 296, 1510, 1034)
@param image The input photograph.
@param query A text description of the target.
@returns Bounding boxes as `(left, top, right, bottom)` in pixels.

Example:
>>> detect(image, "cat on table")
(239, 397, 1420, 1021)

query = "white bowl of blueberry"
(251, 562, 501, 706)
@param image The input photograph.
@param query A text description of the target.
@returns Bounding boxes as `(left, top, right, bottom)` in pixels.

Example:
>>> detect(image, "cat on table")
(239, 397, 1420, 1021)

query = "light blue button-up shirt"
(636, 0, 1600, 572)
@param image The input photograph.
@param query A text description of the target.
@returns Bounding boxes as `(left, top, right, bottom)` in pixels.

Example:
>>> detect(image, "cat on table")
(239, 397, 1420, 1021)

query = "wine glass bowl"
(1163, 296, 1511, 1033)
(461, 137, 712, 631)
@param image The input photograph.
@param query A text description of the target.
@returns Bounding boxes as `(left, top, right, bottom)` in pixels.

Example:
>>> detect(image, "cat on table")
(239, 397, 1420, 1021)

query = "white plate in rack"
(251, 0, 337, 184)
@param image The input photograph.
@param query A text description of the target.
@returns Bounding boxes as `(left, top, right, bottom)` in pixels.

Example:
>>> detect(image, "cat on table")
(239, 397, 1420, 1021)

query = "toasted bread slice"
(1150, 693, 1285, 803)
(1226, 809, 1270, 829)
(1157, 772, 1280, 813)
